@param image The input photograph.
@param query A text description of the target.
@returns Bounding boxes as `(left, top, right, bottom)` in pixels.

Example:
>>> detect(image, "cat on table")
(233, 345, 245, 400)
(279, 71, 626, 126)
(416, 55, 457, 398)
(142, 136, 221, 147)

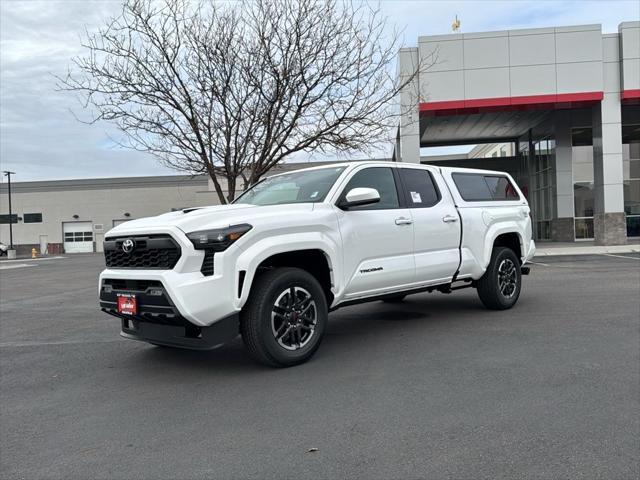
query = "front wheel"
(476, 247, 522, 310)
(240, 267, 328, 367)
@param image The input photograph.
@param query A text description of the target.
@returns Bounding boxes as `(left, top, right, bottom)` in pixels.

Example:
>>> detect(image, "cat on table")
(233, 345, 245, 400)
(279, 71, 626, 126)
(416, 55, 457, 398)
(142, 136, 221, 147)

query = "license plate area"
(117, 293, 137, 315)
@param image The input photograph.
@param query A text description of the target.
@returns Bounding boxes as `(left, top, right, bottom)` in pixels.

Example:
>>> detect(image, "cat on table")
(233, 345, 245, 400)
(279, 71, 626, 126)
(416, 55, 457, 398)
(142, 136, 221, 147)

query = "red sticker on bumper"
(117, 294, 137, 315)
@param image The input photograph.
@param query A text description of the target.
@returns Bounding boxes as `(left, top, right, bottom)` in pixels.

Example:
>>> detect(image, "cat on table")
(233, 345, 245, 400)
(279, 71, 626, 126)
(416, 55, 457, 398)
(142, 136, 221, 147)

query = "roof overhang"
(418, 91, 603, 147)
(621, 89, 640, 105)
(419, 91, 603, 118)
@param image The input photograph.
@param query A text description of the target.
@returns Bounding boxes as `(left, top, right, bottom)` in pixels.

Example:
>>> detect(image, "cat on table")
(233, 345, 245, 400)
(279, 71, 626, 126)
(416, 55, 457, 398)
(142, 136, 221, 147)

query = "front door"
(397, 166, 461, 284)
(39, 235, 48, 255)
(335, 166, 415, 298)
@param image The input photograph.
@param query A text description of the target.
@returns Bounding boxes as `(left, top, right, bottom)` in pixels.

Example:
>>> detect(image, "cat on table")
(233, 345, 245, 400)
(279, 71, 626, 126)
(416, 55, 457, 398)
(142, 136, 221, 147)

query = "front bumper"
(99, 278, 239, 349)
(98, 226, 242, 327)
(99, 267, 239, 327)
(118, 313, 239, 350)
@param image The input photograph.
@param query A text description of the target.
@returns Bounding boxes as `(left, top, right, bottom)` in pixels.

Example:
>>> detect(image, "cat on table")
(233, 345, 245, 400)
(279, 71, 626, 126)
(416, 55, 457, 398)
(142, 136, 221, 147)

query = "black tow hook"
(521, 266, 531, 275)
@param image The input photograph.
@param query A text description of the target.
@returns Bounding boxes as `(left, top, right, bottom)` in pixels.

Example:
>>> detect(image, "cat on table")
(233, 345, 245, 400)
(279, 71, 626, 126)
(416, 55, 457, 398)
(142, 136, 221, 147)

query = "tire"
(240, 267, 328, 367)
(382, 294, 406, 303)
(476, 247, 522, 310)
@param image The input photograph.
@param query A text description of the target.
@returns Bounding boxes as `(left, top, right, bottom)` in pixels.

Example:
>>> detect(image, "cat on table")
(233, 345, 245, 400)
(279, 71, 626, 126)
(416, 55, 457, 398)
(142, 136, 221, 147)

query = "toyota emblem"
(122, 238, 135, 254)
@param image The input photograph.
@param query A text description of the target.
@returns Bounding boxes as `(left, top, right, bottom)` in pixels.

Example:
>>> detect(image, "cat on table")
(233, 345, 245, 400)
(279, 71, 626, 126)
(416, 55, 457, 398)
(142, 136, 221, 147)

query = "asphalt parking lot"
(1, 253, 638, 479)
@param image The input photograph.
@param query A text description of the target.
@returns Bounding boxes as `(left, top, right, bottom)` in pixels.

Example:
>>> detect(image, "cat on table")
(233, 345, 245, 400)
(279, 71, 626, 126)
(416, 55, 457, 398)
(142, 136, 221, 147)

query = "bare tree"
(59, 0, 431, 203)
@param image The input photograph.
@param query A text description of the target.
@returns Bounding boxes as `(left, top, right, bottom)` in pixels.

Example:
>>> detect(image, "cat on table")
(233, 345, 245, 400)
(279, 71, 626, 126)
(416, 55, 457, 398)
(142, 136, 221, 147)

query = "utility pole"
(2, 171, 15, 249)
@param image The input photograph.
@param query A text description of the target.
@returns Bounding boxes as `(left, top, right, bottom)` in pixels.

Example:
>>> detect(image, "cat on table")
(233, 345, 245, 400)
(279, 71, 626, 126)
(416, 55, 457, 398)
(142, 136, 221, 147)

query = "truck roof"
(436, 165, 511, 176)
(278, 160, 512, 178)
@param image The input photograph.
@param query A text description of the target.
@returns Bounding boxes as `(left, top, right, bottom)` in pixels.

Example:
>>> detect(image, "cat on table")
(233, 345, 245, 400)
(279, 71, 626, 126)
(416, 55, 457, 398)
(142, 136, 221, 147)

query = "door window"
(398, 169, 440, 208)
(340, 167, 399, 210)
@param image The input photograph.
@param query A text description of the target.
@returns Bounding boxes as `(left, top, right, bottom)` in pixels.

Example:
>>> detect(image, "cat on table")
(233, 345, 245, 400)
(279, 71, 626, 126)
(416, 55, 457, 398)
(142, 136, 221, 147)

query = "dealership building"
(0, 163, 320, 255)
(395, 21, 640, 244)
(1, 21, 639, 254)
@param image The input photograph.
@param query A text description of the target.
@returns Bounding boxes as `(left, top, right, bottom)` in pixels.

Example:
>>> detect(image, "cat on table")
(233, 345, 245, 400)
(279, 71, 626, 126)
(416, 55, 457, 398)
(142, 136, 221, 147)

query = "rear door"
(335, 166, 415, 298)
(397, 166, 461, 284)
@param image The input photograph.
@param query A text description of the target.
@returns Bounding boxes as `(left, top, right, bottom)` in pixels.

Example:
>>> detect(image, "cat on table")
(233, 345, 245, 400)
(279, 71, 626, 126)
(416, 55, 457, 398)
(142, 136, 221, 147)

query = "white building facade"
(0, 163, 322, 254)
(0, 175, 217, 254)
(395, 22, 640, 244)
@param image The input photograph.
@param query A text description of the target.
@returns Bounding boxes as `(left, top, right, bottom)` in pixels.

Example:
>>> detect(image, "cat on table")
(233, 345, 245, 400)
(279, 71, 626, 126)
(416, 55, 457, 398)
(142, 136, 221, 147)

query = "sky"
(1, 0, 639, 182)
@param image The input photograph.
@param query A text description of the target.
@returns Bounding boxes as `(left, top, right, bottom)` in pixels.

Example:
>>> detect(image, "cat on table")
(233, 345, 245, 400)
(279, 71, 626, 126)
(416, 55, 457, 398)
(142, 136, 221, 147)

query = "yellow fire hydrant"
(31, 248, 38, 259)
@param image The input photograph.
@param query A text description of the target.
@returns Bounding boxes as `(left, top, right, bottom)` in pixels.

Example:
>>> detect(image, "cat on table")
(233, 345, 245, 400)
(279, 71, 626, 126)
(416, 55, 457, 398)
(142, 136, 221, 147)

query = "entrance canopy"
(418, 93, 602, 147)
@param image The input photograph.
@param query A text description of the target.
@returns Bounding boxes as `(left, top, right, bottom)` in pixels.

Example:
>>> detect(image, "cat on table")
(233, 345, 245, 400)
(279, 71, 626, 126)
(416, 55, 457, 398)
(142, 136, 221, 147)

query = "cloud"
(0, 0, 176, 182)
(1, 0, 638, 181)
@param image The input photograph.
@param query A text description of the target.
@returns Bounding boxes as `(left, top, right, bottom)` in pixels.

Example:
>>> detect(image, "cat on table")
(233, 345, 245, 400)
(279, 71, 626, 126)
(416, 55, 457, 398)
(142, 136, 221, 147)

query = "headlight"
(186, 224, 252, 251)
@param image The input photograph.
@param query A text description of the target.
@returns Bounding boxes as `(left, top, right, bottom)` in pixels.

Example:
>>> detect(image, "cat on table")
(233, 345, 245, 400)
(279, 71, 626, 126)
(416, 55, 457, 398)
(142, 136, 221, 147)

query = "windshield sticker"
(410, 191, 422, 203)
(310, 191, 319, 199)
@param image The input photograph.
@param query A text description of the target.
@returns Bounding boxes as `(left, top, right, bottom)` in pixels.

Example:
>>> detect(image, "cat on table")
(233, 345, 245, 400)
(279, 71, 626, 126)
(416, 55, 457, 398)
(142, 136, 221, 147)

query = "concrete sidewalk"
(0, 255, 66, 262)
(535, 241, 640, 256)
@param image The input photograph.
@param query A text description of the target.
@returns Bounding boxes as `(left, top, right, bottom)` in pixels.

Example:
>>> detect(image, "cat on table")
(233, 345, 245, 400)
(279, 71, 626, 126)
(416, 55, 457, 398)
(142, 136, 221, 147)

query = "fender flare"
(234, 232, 341, 309)
(481, 227, 526, 271)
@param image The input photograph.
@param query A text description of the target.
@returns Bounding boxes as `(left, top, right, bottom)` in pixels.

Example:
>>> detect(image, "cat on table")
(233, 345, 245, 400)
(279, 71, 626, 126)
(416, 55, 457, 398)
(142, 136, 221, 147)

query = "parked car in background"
(99, 162, 535, 367)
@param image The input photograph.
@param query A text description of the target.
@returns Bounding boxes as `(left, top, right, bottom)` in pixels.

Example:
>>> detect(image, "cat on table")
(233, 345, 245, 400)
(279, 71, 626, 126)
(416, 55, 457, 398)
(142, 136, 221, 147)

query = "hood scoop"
(182, 207, 204, 214)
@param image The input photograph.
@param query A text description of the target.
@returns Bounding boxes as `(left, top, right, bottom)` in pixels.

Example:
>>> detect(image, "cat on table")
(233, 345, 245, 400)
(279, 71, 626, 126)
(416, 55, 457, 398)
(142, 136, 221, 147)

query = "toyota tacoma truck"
(99, 162, 535, 367)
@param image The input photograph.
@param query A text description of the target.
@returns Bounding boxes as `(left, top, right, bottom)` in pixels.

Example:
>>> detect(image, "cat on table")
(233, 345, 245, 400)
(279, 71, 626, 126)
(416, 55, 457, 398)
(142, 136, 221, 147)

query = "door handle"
(395, 217, 413, 225)
(442, 215, 459, 223)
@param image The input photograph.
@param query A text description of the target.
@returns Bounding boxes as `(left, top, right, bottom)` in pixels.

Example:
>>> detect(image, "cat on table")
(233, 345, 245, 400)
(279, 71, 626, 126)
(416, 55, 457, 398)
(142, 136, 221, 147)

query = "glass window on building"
(23, 213, 43, 223)
(530, 136, 555, 241)
(572, 127, 594, 240)
(0, 214, 18, 224)
(623, 139, 640, 237)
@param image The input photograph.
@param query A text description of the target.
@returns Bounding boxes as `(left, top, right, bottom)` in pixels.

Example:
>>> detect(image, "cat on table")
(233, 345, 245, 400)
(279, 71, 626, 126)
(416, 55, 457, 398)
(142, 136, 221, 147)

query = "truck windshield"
(234, 167, 346, 206)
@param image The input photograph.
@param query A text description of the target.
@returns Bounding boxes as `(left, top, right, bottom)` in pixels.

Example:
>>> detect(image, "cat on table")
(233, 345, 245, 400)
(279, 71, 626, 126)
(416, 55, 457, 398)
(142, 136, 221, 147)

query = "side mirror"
(340, 187, 380, 209)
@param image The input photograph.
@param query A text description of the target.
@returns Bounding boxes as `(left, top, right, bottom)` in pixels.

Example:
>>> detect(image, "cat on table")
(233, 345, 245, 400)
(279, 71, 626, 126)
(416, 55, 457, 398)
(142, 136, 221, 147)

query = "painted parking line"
(601, 253, 640, 260)
(0, 339, 122, 348)
(0, 263, 38, 270)
(528, 261, 550, 267)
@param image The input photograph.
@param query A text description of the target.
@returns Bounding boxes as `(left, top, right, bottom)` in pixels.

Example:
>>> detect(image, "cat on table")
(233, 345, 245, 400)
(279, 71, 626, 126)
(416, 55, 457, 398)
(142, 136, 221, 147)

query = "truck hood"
(106, 203, 316, 236)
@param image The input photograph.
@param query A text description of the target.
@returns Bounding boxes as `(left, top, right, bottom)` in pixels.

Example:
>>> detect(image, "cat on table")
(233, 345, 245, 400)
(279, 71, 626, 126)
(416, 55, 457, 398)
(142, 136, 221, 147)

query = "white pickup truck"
(99, 162, 535, 367)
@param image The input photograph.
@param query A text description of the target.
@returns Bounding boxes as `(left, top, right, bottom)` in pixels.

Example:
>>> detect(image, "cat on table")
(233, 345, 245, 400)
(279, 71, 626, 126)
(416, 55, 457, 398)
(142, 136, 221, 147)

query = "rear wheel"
(240, 267, 328, 367)
(477, 247, 521, 310)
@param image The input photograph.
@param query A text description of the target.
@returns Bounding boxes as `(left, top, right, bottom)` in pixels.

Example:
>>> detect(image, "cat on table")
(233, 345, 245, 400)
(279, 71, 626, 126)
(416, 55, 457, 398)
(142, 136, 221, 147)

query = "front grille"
(104, 234, 181, 269)
(102, 278, 163, 292)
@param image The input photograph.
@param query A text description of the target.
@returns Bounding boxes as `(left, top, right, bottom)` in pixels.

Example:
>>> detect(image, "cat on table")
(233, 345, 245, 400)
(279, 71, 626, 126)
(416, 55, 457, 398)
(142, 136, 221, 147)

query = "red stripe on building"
(419, 91, 604, 116)
(621, 89, 640, 105)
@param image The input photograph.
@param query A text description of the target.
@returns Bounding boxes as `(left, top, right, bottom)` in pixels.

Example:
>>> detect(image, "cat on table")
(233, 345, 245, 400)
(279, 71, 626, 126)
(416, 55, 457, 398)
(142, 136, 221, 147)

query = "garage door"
(63, 222, 94, 253)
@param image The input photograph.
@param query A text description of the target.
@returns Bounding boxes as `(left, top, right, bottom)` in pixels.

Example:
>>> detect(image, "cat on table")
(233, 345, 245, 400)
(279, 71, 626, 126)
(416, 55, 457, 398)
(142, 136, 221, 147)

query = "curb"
(0, 255, 67, 263)
(535, 245, 640, 257)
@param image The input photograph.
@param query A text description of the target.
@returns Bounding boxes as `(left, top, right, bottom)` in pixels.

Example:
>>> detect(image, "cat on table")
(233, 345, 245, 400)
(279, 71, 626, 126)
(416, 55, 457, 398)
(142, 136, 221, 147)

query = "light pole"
(2, 170, 15, 249)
